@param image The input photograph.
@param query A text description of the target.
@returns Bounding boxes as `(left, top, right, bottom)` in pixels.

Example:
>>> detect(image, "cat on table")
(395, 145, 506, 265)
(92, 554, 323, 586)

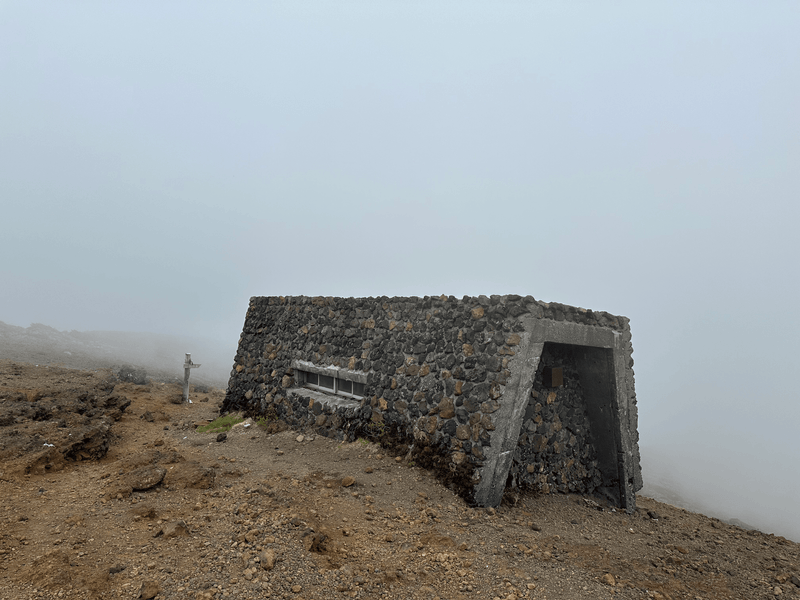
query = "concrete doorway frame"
(473, 319, 639, 510)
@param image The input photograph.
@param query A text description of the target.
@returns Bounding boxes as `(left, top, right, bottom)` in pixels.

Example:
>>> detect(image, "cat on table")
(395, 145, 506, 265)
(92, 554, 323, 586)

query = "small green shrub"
(197, 414, 244, 433)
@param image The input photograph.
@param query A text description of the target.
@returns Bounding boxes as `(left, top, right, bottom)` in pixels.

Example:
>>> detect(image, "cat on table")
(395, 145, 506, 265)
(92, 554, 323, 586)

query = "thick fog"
(1, 3, 798, 540)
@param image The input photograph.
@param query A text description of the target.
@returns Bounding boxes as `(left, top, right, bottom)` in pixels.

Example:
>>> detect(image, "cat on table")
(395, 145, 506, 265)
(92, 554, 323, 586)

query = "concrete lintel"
(291, 360, 368, 384)
(527, 319, 617, 348)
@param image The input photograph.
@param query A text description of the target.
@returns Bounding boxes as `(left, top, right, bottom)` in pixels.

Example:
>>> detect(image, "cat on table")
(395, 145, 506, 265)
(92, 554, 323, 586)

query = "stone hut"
(222, 295, 642, 509)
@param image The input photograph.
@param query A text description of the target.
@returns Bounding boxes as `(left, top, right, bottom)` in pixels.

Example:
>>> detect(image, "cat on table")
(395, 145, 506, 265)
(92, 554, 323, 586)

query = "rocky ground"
(1, 360, 798, 600)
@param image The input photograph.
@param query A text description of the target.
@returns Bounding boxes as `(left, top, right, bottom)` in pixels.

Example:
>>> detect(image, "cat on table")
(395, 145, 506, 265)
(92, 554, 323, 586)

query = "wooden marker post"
(183, 353, 201, 403)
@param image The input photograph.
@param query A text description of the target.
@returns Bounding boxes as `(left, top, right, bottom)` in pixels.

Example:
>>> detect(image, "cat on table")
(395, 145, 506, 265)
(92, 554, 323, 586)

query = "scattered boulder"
(116, 365, 148, 386)
(302, 530, 327, 553)
(120, 449, 184, 471)
(127, 465, 167, 491)
(131, 505, 157, 519)
(157, 520, 189, 539)
(62, 423, 114, 462)
(138, 580, 160, 599)
(163, 461, 215, 489)
(260, 549, 277, 570)
(419, 533, 455, 548)
(244, 529, 261, 543)
(600, 573, 616, 586)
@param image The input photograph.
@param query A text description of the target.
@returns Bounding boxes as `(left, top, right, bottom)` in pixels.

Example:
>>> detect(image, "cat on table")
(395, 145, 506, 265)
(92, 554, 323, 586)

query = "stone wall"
(222, 295, 642, 509)
(510, 343, 603, 495)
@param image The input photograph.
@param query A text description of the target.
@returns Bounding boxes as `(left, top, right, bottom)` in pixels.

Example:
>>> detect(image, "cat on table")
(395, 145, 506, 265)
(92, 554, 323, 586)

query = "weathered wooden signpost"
(183, 353, 201, 403)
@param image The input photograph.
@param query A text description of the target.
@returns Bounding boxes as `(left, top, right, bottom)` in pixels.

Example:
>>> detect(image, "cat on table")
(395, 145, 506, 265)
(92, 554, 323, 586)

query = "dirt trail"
(1, 360, 798, 600)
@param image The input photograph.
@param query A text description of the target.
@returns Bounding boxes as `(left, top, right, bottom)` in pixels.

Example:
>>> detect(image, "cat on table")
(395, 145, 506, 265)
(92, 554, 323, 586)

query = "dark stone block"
(466, 366, 486, 383)
(472, 382, 489, 397)
(463, 398, 481, 413)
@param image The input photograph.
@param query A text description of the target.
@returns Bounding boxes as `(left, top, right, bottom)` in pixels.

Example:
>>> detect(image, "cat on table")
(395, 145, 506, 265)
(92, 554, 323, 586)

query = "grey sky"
(1, 3, 798, 538)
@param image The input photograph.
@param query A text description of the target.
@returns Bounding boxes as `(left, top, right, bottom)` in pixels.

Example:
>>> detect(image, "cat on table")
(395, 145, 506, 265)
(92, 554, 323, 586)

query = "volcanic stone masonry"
(222, 295, 642, 510)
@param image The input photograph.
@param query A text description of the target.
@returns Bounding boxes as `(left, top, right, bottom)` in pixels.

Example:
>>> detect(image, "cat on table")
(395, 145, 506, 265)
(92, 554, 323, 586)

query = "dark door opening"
(521, 342, 623, 505)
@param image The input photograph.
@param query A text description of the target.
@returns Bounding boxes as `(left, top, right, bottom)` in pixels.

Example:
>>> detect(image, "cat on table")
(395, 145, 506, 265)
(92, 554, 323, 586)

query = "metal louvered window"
(298, 369, 365, 399)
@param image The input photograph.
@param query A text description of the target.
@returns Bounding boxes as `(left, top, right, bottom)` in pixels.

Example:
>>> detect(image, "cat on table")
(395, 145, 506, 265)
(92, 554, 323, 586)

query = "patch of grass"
(197, 414, 244, 433)
(365, 421, 387, 437)
(255, 407, 278, 429)
(357, 437, 370, 446)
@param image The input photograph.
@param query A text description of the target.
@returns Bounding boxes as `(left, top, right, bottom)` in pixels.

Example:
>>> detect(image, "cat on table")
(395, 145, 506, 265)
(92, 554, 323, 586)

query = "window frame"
(292, 360, 367, 400)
